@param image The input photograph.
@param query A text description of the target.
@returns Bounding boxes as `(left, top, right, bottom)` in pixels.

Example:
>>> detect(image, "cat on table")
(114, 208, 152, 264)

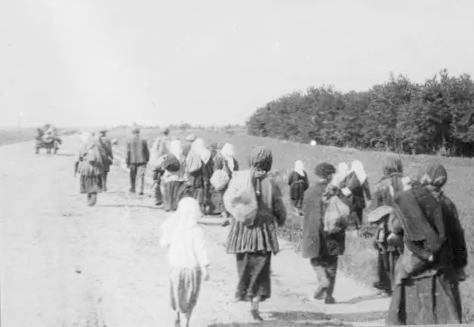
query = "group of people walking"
(75, 127, 468, 326)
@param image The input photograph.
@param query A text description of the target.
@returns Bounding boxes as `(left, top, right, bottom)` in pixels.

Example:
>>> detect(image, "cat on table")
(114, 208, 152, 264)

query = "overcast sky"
(1, 0, 474, 127)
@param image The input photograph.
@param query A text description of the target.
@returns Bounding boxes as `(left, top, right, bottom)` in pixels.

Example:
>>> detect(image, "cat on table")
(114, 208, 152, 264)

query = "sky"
(1, 0, 474, 127)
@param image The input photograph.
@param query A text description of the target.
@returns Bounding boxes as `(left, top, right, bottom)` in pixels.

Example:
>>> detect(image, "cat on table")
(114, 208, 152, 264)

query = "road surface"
(0, 136, 390, 327)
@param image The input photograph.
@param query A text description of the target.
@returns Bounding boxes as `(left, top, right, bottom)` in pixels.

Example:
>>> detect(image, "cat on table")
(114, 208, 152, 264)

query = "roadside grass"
(0, 128, 36, 146)
(110, 126, 474, 322)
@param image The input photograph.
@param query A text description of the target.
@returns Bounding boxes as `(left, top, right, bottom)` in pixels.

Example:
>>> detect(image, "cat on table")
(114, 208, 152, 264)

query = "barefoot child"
(160, 197, 210, 327)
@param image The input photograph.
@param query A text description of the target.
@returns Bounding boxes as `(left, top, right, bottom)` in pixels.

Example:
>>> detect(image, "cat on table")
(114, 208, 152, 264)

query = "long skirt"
(386, 273, 462, 325)
(289, 182, 305, 209)
(235, 252, 271, 302)
(80, 174, 103, 194)
(163, 181, 184, 211)
(170, 267, 202, 315)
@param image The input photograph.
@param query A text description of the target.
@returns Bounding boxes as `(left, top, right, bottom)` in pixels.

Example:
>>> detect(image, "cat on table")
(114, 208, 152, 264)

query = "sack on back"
(323, 195, 350, 234)
(223, 170, 257, 226)
(210, 169, 230, 191)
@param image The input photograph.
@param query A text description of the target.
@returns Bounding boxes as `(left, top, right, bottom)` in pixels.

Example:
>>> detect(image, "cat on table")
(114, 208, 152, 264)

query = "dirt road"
(0, 136, 390, 327)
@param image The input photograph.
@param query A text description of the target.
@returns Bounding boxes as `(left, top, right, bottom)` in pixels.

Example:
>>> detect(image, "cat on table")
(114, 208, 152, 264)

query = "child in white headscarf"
(160, 197, 210, 327)
(288, 160, 309, 215)
(342, 160, 371, 229)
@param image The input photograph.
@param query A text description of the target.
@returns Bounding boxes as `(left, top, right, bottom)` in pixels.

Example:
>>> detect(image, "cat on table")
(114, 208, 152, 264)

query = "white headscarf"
(169, 140, 183, 159)
(79, 132, 92, 145)
(332, 162, 349, 186)
(351, 160, 367, 184)
(294, 160, 305, 176)
(160, 197, 202, 248)
(191, 138, 211, 164)
(220, 143, 235, 171)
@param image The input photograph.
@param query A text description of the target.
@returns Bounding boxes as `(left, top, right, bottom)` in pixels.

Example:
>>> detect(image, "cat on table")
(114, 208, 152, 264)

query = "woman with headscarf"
(288, 160, 309, 215)
(386, 162, 466, 325)
(160, 197, 210, 327)
(332, 162, 349, 188)
(188, 138, 213, 214)
(302, 163, 347, 304)
(369, 155, 407, 295)
(225, 146, 286, 321)
(212, 142, 239, 217)
(342, 160, 371, 229)
(161, 140, 186, 212)
(75, 132, 104, 206)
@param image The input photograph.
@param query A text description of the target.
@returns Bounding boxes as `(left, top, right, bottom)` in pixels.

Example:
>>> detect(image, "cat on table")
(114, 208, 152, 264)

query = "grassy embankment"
(110, 126, 474, 322)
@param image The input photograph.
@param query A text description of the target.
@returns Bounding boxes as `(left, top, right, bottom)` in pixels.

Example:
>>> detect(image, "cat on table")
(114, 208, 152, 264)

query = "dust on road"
(0, 136, 390, 327)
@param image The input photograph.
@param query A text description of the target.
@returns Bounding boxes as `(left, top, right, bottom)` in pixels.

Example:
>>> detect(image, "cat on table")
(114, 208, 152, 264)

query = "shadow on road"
(95, 204, 160, 210)
(336, 293, 388, 304)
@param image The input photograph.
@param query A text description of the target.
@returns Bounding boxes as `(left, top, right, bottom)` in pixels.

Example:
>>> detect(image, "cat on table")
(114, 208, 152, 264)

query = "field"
(0, 128, 37, 146)
(109, 126, 474, 322)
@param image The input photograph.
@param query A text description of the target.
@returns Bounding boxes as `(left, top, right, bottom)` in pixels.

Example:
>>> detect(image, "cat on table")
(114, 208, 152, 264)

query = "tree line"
(246, 70, 474, 156)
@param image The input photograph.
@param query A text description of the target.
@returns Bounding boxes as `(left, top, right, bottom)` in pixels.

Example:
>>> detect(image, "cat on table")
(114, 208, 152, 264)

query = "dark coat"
(126, 136, 149, 165)
(302, 181, 345, 259)
(98, 136, 113, 171)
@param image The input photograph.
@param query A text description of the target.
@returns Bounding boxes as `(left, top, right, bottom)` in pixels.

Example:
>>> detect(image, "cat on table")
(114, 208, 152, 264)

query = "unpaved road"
(0, 136, 390, 327)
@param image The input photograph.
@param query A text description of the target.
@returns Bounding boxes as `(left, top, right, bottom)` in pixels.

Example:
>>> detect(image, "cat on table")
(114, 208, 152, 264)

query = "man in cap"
(98, 129, 113, 191)
(302, 162, 346, 304)
(126, 127, 149, 195)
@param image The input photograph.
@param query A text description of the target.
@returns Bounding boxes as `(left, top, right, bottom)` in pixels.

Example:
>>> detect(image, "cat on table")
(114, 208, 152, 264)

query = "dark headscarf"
(422, 162, 447, 188)
(383, 155, 403, 176)
(249, 146, 273, 172)
(315, 163, 336, 180)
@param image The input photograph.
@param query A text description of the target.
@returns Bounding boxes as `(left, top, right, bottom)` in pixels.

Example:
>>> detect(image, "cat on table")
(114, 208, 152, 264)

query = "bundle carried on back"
(323, 194, 350, 234)
(394, 182, 446, 281)
(223, 169, 258, 226)
(210, 169, 230, 191)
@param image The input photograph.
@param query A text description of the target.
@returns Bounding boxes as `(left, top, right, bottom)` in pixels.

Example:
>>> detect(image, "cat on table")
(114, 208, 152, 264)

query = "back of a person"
(302, 181, 326, 258)
(167, 227, 203, 268)
(128, 135, 147, 164)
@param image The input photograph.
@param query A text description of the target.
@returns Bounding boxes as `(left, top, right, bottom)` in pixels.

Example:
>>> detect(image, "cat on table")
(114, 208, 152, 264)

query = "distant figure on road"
(288, 160, 309, 216)
(369, 156, 406, 294)
(302, 163, 346, 304)
(160, 197, 210, 327)
(342, 160, 371, 229)
(126, 127, 149, 195)
(211, 142, 239, 218)
(225, 146, 286, 321)
(150, 128, 171, 206)
(97, 129, 113, 191)
(75, 132, 104, 206)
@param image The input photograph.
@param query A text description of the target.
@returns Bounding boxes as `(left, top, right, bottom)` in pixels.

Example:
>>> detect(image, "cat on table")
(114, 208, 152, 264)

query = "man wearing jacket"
(126, 127, 149, 195)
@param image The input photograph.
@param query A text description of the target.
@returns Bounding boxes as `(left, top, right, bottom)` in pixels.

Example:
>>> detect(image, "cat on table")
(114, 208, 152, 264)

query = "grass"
(110, 126, 474, 322)
(0, 127, 79, 147)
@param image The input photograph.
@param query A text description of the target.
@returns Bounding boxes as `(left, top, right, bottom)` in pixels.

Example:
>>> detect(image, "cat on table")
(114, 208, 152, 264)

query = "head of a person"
(420, 162, 447, 191)
(185, 134, 196, 143)
(221, 143, 235, 158)
(99, 129, 107, 136)
(383, 155, 403, 176)
(175, 197, 201, 230)
(249, 146, 272, 175)
(163, 128, 170, 136)
(132, 127, 140, 136)
(315, 162, 336, 182)
(294, 160, 305, 176)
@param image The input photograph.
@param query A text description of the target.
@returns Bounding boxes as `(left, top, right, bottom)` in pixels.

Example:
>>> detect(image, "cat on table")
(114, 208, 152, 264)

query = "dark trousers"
(102, 172, 108, 192)
(376, 250, 398, 292)
(129, 163, 146, 194)
(310, 255, 338, 297)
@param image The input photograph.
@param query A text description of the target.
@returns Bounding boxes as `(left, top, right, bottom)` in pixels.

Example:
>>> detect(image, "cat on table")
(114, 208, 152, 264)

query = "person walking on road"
(97, 129, 113, 191)
(302, 163, 346, 304)
(126, 127, 149, 195)
(75, 132, 104, 206)
(160, 197, 210, 327)
(150, 128, 171, 205)
(225, 146, 286, 321)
